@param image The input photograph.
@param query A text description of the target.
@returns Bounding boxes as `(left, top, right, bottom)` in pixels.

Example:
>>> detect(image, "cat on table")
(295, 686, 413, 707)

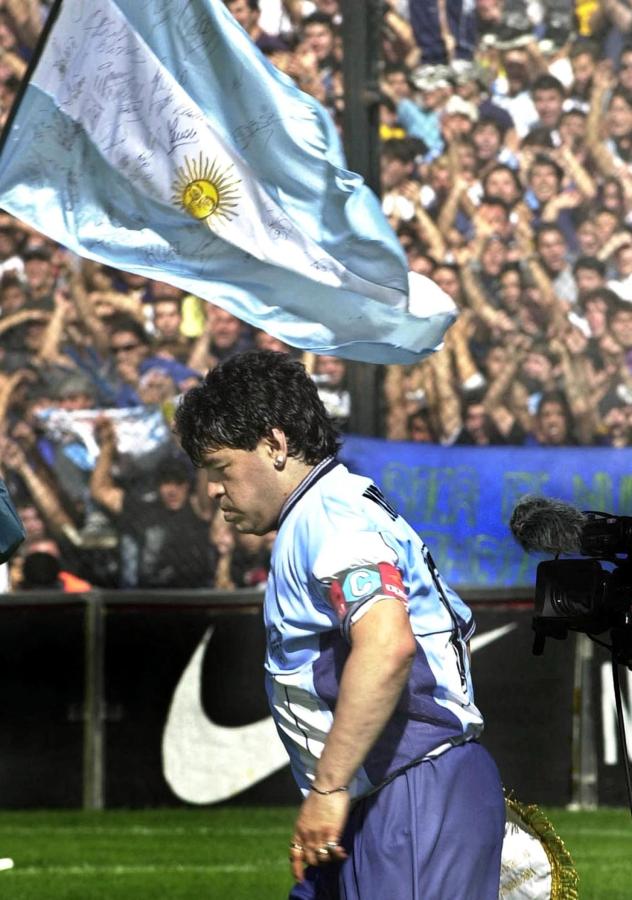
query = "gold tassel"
(505, 794, 579, 899)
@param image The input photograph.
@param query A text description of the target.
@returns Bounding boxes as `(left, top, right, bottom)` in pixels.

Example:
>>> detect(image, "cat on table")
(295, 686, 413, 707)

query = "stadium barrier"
(0, 588, 626, 809)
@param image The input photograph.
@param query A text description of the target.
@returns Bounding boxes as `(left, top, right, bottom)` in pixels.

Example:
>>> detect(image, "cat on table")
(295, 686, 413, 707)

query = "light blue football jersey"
(264, 458, 484, 800)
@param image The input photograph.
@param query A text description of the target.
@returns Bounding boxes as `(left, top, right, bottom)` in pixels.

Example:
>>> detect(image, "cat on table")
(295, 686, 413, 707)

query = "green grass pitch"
(0, 807, 629, 899)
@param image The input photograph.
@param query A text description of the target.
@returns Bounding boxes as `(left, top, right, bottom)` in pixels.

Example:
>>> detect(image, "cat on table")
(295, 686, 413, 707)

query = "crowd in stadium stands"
(1, 0, 632, 589)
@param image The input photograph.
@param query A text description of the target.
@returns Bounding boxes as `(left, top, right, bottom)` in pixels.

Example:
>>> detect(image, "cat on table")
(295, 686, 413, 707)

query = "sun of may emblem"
(171, 154, 240, 223)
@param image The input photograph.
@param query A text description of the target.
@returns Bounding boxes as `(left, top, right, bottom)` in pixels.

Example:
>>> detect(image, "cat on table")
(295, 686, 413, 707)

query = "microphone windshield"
(509, 495, 586, 555)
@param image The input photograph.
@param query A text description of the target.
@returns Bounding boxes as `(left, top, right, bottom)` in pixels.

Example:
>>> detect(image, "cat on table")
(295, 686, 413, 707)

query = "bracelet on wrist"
(310, 783, 349, 796)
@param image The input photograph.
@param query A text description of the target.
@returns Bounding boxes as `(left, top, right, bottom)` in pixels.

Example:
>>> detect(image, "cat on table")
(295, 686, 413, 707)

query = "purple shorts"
(289, 742, 504, 900)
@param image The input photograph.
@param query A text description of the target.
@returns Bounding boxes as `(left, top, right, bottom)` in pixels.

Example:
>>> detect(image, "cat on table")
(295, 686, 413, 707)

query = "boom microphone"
(509, 495, 587, 555)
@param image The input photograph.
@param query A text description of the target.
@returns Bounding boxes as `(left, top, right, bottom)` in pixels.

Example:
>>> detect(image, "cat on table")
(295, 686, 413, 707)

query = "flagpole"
(340, 0, 382, 196)
(341, 0, 384, 435)
(0, 0, 64, 158)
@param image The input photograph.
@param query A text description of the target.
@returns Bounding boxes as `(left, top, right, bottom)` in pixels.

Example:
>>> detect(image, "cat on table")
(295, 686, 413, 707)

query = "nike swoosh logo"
(470, 623, 517, 653)
(162, 627, 288, 805)
(162, 621, 517, 804)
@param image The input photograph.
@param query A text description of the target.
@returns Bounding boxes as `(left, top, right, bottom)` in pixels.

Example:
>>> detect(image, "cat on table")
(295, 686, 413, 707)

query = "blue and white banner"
(0, 0, 456, 363)
(340, 439, 632, 588)
(38, 406, 171, 468)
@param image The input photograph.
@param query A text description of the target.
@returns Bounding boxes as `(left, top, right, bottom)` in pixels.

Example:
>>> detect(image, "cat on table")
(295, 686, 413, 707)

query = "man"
(311, 354, 351, 431)
(223, 0, 288, 52)
(151, 295, 192, 362)
(573, 255, 606, 299)
(530, 73, 566, 141)
(22, 247, 56, 308)
(568, 39, 598, 108)
(534, 223, 578, 305)
(91, 424, 215, 589)
(174, 350, 504, 899)
(529, 390, 577, 446)
(491, 45, 539, 138)
(525, 154, 579, 253)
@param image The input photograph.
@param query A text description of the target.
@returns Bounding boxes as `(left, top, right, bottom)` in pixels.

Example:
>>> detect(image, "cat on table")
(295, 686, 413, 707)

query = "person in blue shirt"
(174, 350, 504, 900)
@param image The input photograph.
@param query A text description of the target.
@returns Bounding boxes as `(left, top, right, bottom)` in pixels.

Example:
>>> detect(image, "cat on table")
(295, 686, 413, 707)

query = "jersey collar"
(277, 455, 339, 528)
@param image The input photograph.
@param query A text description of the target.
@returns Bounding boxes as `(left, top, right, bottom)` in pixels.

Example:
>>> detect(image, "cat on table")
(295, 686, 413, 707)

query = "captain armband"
(328, 562, 408, 639)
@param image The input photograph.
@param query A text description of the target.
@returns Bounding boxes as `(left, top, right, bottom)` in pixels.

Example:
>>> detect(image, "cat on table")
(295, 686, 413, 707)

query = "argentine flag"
(0, 0, 456, 363)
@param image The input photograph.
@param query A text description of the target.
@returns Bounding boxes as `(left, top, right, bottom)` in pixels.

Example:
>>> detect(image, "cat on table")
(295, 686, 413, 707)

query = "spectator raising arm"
(3, 0, 41, 50)
(68, 271, 111, 357)
(0, 370, 31, 437)
(0, 437, 80, 544)
(36, 290, 75, 367)
(595, 0, 632, 33)
(550, 330, 601, 444)
(89, 418, 123, 517)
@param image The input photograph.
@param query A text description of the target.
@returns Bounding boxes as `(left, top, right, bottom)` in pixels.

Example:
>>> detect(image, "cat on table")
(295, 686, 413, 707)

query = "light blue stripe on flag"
(0, 0, 457, 363)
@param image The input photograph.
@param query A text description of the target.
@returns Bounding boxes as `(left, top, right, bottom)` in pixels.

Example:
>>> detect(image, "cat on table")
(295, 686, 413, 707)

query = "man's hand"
(290, 790, 349, 881)
(287, 599, 415, 882)
(93, 416, 117, 449)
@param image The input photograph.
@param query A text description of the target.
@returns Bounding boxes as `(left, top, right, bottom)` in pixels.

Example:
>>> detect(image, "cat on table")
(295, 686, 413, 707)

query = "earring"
(275, 456, 284, 469)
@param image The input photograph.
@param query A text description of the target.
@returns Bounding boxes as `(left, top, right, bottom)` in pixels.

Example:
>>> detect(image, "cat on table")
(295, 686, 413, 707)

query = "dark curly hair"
(174, 350, 341, 467)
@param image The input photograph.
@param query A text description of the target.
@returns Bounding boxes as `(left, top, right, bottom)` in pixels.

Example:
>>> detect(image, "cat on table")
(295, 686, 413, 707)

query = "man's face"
(479, 204, 508, 238)
(533, 88, 563, 129)
(523, 351, 552, 383)
(537, 230, 566, 272)
(384, 70, 409, 100)
(380, 154, 410, 190)
(409, 415, 432, 442)
(159, 480, 190, 512)
(24, 258, 52, 291)
(0, 283, 26, 312)
(465, 403, 487, 439)
(432, 266, 460, 299)
(226, 0, 257, 31)
(18, 505, 46, 540)
(481, 238, 507, 274)
(529, 163, 560, 203)
(210, 307, 242, 349)
(110, 330, 148, 369)
(616, 244, 632, 278)
(0, 229, 16, 258)
(594, 211, 618, 244)
(58, 391, 94, 412)
(315, 354, 346, 387)
(503, 51, 529, 90)
(153, 300, 182, 338)
(608, 95, 632, 138)
(419, 84, 449, 111)
(583, 299, 608, 337)
(203, 442, 284, 535)
(559, 112, 586, 149)
(499, 273, 522, 311)
(575, 267, 603, 295)
(473, 123, 501, 162)
(611, 309, 632, 349)
(303, 23, 334, 61)
(486, 169, 519, 205)
(571, 52, 595, 88)
(576, 220, 599, 256)
(538, 401, 567, 444)
(604, 405, 628, 437)
(485, 346, 508, 379)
